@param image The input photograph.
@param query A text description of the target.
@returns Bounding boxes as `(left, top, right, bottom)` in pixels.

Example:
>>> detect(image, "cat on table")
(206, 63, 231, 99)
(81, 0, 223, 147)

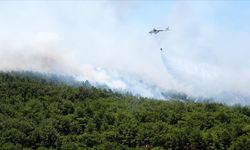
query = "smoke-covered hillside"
(1, 1, 250, 149)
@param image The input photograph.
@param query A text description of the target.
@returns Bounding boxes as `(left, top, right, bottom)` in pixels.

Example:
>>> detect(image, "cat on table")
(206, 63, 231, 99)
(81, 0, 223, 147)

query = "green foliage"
(0, 72, 249, 149)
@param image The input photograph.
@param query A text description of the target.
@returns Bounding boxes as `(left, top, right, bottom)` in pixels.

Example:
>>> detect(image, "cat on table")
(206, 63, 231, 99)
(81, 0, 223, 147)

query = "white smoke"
(0, 1, 250, 104)
(158, 2, 250, 104)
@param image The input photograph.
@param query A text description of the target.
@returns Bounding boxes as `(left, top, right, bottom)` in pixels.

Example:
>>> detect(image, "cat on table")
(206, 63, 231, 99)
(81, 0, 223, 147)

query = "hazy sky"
(0, 1, 250, 104)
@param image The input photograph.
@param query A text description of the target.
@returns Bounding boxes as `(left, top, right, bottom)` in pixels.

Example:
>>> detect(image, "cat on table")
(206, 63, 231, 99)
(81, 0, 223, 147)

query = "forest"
(0, 71, 250, 150)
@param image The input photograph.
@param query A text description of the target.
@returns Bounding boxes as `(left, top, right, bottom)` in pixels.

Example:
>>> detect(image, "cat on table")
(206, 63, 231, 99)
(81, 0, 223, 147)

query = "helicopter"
(149, 27, 169, 34)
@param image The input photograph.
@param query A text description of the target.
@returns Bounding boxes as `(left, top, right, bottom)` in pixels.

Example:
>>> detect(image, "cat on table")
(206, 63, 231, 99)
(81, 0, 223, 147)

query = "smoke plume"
(0, 1, 250, 105)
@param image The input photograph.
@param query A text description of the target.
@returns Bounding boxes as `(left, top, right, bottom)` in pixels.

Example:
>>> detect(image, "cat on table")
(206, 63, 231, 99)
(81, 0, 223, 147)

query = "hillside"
(0, 72, 250, 150)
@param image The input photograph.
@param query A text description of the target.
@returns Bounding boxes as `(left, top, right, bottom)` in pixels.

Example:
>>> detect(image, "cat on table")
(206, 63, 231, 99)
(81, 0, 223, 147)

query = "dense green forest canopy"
(0, 71, 250, 150)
